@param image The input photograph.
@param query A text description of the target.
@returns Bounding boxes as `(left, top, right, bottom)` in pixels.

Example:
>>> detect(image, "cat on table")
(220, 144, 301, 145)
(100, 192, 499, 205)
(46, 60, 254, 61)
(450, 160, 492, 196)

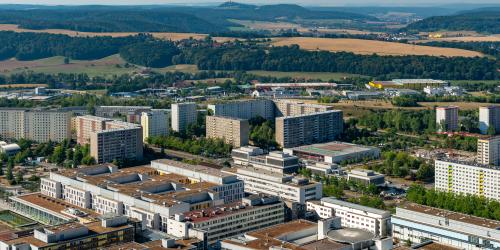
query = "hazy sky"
(0, 0, 499, 6)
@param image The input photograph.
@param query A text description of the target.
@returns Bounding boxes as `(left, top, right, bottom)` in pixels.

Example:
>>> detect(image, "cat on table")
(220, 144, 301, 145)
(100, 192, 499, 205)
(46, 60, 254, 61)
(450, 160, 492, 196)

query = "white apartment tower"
(171, 103, 197, 133)
(479, 106, 500, 134)
(436, 106, 459, 132)
(141, 109, 169, 142)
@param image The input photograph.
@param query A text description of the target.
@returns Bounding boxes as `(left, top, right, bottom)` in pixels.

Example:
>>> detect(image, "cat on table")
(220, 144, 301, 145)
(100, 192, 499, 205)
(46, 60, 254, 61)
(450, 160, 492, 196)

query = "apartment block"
(392, 203, 500, 249)
(206, 116, 249, 148)
(274, 99, 334, 117)
(0, 108, 71, 143)
(95, 106, 152, 123)
(479, 105, 500, 134)
(436, 106, 459, 132)
(141, 109, 170, 142)
(435, 159, 500, 201)
(207, 99, 275, 120)
(477, 136, 500, 165)
(75, 115, 112, 145)
(90, 125, 143, 164)
(307, 198, 391, 237)
(275, 110, 343, 148)
(171, 102, 197, 133)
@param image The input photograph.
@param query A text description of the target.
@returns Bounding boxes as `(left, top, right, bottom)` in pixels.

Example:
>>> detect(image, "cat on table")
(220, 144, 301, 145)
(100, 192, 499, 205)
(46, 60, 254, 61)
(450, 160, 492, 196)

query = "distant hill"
(404, 9, 500, 34)
(0, 3, 378, 33)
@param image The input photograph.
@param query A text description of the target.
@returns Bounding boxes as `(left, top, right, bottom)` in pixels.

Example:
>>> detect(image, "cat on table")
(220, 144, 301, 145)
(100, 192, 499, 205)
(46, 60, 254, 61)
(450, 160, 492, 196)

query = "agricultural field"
(0, 84, 48, 89)
(247, 70, 364, 81)
(271, 37, 485, 57)
(0, 24, 235, 42)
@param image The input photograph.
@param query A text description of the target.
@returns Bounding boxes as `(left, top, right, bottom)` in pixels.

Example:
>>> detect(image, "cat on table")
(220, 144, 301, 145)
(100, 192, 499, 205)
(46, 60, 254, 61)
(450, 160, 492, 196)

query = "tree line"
(407, 184, 500, 221)
(178, 45, 498, 80)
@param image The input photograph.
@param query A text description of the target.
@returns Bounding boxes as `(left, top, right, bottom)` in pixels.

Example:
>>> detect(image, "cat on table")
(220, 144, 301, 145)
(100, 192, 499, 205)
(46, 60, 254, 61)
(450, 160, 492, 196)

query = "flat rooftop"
(12, 193, 99, 220)
(289, 141, 378, 157)
(249, 220, 316, 238)
(183, 201, 280, 224)
(153, 159, 234, 178)
(321, 197, 390, 216)
(399, 203, 500, 229)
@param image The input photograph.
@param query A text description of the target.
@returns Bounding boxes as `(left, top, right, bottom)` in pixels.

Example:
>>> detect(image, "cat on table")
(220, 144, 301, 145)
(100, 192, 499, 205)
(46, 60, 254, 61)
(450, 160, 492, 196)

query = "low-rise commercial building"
(0, 216, 141, 250)
(434, 159, 500, 201)
(231, 146, 299, 174)
(221, 218, 393, 250)
(392, 203, 500, 249)
(369, 79, 447, 90)
(0, 141, 20, 157)
(307, 198, 391, 237)
(284, 141, 380, 164)
(276, 110, 343, 148)
(206, 116, 249, 148)
(168, 194, 285, 243)
(347, 169, 385, 187)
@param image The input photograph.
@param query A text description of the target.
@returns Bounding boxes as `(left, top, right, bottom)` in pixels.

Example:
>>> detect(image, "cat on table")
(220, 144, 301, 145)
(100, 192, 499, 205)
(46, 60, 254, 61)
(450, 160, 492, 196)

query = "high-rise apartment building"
(75, 116, 143, 163)
(435, 159, 500, 201)
(171, 103, 197, 133)
(477, 136, 500, 165)
(95, 106, 151, 123)
(0, 108, 71, 142)
(436, 106, 459, 132)
(141, 109, 169, 142)
(207, 99, 275, 120)
(274, 100, 334, 117)
(206, 116, 249, 147)
(275, 110, 343, 148)
(479, 105, 500, 134)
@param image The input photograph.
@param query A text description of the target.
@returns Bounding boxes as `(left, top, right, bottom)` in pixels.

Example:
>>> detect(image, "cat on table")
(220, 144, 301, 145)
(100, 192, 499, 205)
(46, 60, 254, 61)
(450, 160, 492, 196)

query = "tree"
(81, 155, 96, 166)
(15, 171, 23, 184)
(50, 146, 65, 165)
(73, 146, 83, 166)
(487, 125, 496, 135)
(64, 57, 70, 64)
(0, 161, 3, 176)
(5, 159, 13, 181)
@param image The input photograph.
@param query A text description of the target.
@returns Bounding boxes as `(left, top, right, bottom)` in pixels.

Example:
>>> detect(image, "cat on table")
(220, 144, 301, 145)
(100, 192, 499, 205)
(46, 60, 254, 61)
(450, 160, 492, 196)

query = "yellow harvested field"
(271, 37, 484, 57)
(0, 24, 233, 42)
(418, 35, 500, 42)
(0, 83, 48, 88)
(232, 20, 379, 35)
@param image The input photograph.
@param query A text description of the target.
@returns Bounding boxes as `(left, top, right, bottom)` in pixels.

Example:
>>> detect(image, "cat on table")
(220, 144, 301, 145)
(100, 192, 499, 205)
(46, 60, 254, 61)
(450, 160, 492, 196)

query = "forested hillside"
(405, 10, 500, 34)
(0, 3, 376, 33)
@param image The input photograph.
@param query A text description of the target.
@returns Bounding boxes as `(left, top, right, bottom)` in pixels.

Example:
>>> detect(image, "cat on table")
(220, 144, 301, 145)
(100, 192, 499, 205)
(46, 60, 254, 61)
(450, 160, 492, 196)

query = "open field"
(0, 24, 235, 42)
(0, 55, 140, 77)
(417, 35, 500, 43)
(247, 70, 364, 81)
(272, 37, 485, 57)
(0, 83, 48, 88)
(231, 19, 380, 35)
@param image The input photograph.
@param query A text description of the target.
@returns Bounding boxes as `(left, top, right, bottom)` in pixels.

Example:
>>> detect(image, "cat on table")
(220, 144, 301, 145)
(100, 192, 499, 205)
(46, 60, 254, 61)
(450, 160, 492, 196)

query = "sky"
(0, 0, 499, 6)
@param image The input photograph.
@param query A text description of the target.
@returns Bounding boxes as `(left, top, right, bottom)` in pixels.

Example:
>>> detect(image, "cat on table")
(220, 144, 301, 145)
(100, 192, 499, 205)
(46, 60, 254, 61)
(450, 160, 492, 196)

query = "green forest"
(405, 10, 500, 34)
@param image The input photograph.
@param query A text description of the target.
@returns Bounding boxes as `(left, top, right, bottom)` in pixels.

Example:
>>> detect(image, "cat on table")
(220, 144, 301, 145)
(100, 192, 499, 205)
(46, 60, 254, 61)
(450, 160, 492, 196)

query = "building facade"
(141, 109, 170, 142)
(207, 99, 275, 120)
(274, 100, 334, 117)
(275, 110, 343, 148)
(206, 116, 249, 148)
(392, 203, 500, 250)
(479, 106, 500, 135)
(0, 108, 71, 143)
(435, 159, 500, 201)
(436, 106, 459, 132)
(307, 198, 391, 237)
(95, 106, 151, 123)
(477, 136, 500, 165)
(171, 103, 197, 133)
(75, 115, 112, 145)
